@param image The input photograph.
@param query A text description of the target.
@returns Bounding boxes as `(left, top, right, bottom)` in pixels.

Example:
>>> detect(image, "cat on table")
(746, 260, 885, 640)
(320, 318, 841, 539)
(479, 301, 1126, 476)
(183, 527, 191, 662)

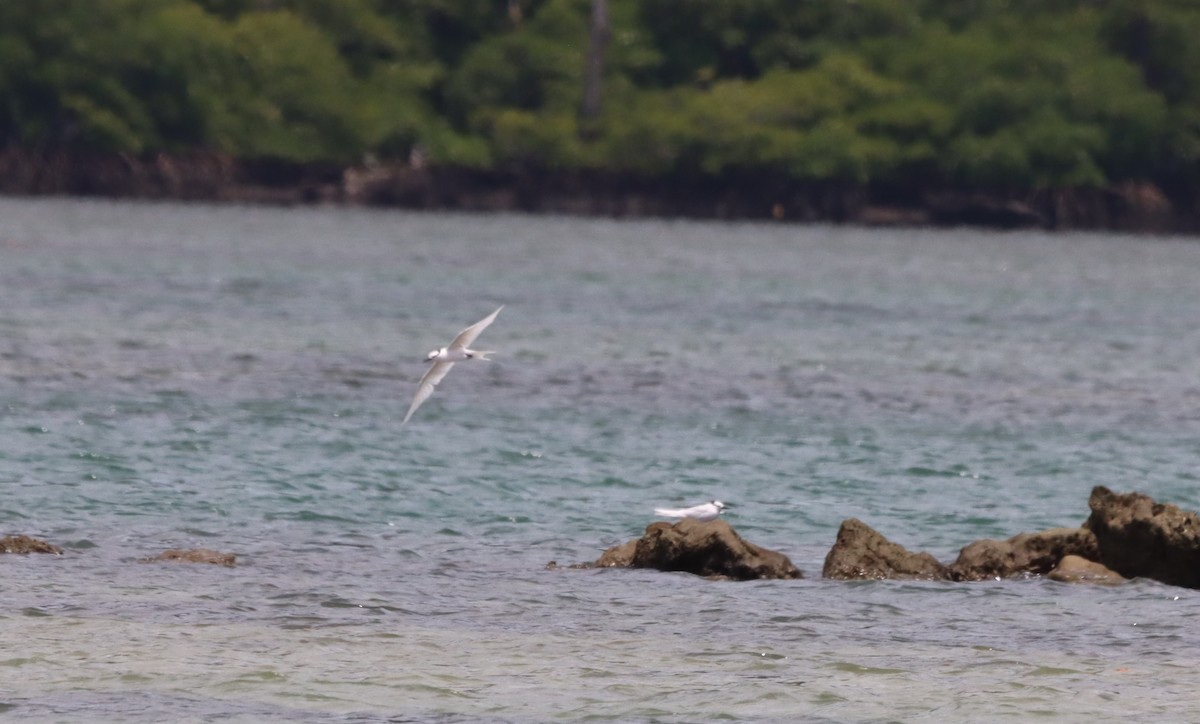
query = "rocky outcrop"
(592, 519, 802, 580)
(0, 534, 63, 554)
(949, 528, 1099, 582)
(821, 520, 1108, 584)
(1085, 486, 1200, 588)
(1048, 555, 1125, 585)
(142, 548, 236, 566)
(822, 518, 949, 580)
(821, 489, 1200, 588)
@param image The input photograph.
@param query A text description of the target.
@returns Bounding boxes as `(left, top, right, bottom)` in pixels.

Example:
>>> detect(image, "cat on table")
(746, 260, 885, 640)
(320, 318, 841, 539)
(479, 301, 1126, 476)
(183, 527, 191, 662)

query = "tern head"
(424, 349, 440, 362)
(712, 500, 726, 512)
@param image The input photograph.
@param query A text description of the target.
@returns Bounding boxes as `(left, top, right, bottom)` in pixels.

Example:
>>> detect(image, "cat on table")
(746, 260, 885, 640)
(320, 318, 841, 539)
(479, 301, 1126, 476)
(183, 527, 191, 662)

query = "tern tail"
(473, 350, 496, 361)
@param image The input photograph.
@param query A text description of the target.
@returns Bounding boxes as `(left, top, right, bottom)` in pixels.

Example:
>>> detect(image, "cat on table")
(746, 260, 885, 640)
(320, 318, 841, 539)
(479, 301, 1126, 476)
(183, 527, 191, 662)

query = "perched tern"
(654, 500, 727, 522)
(402, 305, 503, 425)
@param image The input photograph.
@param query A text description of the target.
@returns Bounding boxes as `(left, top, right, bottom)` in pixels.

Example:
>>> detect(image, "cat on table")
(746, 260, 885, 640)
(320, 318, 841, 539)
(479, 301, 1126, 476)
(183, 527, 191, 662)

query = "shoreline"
(1, 149, 1194, 234)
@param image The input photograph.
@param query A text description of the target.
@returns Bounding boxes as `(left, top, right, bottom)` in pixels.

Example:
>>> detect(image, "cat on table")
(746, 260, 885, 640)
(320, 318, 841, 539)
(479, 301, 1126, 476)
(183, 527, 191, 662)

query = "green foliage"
(865, 14, 1168, 187)
(0, 0, 1196, 190)
(0, 0, 443, 161)
(598, 54, 914, 182)
(445, 1, 588, 125)
(224, 11, 364, 160)
(1100, 0, 1200, 182)
(634, 0, 920, 85)
(0, 0, 161, 150)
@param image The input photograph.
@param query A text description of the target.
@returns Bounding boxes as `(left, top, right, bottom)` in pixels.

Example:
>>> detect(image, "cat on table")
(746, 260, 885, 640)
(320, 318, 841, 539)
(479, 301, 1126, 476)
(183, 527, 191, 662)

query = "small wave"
(903, 465, 986, 479)
(263, 510, 357, 524)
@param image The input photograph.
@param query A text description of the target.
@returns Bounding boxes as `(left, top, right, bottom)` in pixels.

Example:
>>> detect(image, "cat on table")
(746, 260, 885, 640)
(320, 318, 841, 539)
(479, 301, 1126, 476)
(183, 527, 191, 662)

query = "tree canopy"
(2, 0, 1198, 193)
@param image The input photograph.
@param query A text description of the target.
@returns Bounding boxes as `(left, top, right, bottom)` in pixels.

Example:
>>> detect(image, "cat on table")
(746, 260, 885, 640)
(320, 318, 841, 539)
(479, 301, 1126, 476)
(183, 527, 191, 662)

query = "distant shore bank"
(1, 149, 1194, 234)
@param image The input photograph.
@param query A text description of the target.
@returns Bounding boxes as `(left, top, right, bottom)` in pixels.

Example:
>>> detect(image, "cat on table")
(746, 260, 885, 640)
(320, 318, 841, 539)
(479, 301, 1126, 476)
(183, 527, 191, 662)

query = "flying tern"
(654, 500, 727, 522)
(402, 305, 503, 425)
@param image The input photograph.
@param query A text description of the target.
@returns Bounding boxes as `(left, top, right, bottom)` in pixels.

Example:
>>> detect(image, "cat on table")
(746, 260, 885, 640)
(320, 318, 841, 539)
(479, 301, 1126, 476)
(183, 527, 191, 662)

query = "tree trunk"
(580, 0, 610, 127)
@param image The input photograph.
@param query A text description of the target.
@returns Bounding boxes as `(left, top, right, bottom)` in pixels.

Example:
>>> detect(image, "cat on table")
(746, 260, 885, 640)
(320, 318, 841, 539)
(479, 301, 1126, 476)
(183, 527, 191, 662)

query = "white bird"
(654, 500, 727, 522)
(402, 306, 503, 425)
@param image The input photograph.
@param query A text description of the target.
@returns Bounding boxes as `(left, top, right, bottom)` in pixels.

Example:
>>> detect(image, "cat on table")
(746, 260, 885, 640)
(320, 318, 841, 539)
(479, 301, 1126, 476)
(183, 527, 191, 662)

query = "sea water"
(1, 197, 1198, 722)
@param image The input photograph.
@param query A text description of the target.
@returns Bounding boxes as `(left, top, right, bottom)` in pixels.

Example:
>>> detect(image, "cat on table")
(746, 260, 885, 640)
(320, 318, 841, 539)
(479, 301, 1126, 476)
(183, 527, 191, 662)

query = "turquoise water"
(1, 197, 1199, 721)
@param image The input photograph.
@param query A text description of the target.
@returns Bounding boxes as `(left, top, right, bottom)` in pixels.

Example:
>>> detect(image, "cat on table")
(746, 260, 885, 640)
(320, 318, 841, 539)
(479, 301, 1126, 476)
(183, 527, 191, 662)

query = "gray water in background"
(1, 197, 1199, 722)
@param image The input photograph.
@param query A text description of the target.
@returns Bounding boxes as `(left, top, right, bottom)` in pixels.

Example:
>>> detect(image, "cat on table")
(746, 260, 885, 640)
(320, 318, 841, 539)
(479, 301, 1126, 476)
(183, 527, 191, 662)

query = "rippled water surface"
(2, 197, 1199, 721)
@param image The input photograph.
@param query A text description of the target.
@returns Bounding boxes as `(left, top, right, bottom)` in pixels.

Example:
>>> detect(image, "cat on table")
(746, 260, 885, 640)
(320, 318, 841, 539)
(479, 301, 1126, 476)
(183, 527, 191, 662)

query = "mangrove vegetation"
(2, 0, 1198, 223)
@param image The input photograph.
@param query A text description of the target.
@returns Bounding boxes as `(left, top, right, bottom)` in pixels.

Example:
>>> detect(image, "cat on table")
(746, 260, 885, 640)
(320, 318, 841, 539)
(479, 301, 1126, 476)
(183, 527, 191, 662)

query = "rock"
(0, 534, 63, 555)
(593, 519, 802, 580)
(1048, 555, 1126, 585)
(547, 559, 607, 571)
(594, 539, 637, 568)
(926, 191, 1045, 228)
(822, 518, 950, 580)
(143, 548, 236, 566)
(949, 528, 1099, 582)
(1084, 486, 1200, 588)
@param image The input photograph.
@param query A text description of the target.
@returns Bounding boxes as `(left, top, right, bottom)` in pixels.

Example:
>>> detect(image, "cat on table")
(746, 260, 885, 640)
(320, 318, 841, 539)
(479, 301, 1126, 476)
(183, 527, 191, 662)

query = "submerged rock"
(593, 519, 802, 580)
(1048, 555, 1126, 585)
(950, 528, 1099, 582)
(1085, 486, 1200, 588)
(0, 534, 63, 555)
(143, 548, 236, 566)
(822, 518, 950, 580)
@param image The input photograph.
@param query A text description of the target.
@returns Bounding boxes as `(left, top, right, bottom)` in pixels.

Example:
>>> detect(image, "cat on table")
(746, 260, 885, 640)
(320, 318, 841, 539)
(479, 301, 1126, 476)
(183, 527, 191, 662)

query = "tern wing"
(655, 503, 719, 519)
(402, 360, 456, 424)
(447, 306, 503, 353)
